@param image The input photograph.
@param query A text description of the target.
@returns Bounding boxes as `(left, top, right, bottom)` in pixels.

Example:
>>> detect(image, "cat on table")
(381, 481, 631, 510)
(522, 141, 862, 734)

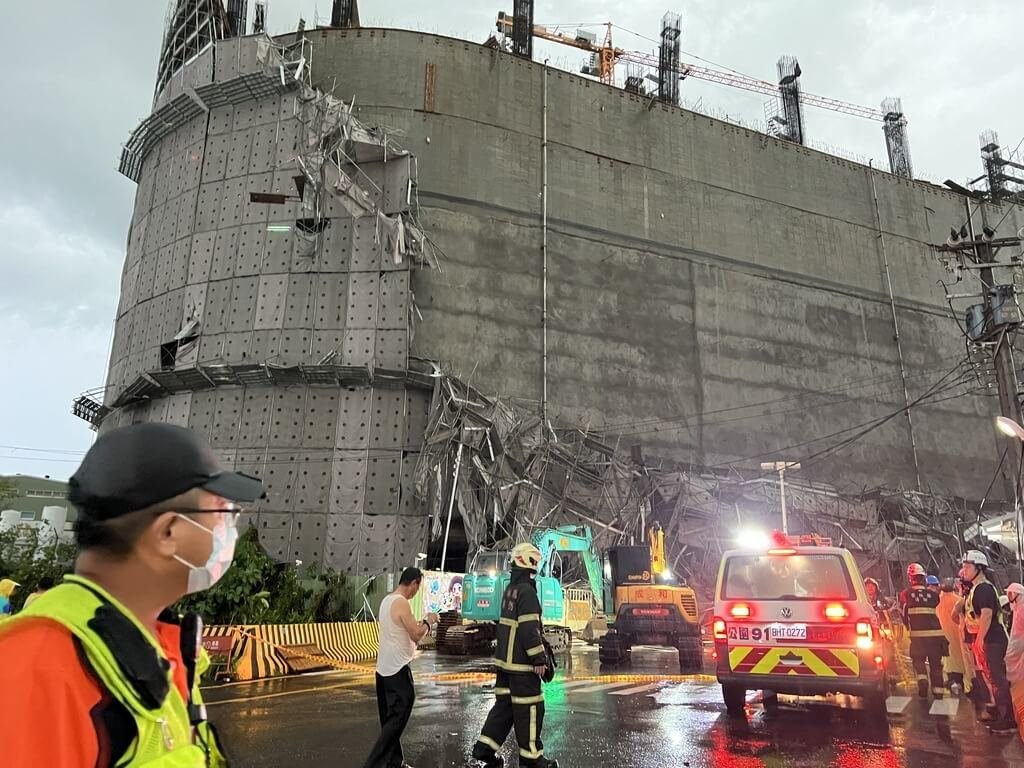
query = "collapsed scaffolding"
(415, 376, 1016, 596)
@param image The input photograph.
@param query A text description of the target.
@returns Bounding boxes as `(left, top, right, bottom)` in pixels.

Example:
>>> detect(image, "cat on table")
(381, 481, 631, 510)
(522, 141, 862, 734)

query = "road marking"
(566, 681, 639, 695)
(886, 696, 912, 714)
(206, 679, 372, 706)
(929, 699, 959, 717)
(556, 680, 607, 690)
(608, 683, 662, 697)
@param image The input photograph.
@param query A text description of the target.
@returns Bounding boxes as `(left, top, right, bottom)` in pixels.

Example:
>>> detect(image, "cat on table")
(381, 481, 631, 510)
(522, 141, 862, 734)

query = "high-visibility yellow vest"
(15, 576, 227, 767)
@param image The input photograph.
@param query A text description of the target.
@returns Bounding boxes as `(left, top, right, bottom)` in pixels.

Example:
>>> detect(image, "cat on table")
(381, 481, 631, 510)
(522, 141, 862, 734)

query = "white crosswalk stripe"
(565, 681, 639, 695)
(608, 683, 662, 697)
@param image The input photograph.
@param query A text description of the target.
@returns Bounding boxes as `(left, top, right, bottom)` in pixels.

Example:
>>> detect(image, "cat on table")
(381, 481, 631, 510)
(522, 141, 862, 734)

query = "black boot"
(917, 680, 929, 698)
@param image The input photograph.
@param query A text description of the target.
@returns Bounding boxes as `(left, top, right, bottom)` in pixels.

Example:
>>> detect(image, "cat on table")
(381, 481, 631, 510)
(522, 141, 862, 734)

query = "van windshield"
(722, 554, 854, 601)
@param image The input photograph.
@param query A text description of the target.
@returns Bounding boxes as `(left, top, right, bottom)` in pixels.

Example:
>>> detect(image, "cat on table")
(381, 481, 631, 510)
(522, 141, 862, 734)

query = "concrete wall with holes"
(308, 28, 1024, 499)
(104, 36, 431, 574)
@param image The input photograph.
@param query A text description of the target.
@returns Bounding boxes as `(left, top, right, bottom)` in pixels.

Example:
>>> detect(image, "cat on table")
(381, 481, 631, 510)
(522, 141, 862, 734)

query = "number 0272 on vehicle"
(727, 623, 808, 643)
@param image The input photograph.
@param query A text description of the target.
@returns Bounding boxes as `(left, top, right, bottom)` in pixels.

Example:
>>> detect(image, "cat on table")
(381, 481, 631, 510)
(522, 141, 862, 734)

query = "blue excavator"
(437, 525, 604, 655)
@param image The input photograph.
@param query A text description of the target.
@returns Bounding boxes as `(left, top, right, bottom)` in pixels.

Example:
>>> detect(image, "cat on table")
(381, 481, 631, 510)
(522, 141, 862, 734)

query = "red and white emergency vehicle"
(712, 532, 892, 717)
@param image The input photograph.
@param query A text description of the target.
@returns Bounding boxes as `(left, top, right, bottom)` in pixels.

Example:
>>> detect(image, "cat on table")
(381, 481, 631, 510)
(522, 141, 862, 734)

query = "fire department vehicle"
(712, 533, 891, 717)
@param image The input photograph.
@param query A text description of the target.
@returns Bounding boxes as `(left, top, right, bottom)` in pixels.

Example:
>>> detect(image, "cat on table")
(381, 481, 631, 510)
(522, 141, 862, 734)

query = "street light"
(994, 417, 1024, 579)
(996, 416, 1024, 441)
(760, 461, 801, 535)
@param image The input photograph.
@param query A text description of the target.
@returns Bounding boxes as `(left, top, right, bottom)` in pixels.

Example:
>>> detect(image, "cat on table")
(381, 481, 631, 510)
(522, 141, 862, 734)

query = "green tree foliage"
(176, 527, 357, 626)
(0, 525, 77, 610)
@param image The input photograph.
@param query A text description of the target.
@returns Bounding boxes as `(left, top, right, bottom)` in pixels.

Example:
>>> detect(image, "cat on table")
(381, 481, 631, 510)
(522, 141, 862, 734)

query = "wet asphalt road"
(205, 645, 1024, 768)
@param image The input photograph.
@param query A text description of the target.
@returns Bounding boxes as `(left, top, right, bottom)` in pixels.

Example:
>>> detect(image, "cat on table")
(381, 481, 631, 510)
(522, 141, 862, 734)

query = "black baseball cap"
(69, 423, 265, 521)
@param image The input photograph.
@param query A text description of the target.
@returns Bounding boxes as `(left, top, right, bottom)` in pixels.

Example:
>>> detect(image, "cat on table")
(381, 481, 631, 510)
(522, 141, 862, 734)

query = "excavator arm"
(532, 525, 606, 600)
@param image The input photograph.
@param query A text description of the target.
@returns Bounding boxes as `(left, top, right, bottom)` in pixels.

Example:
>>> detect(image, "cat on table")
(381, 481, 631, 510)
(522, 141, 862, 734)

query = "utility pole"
(761, 461, 801, 534)
(933, 181, 1024, 500)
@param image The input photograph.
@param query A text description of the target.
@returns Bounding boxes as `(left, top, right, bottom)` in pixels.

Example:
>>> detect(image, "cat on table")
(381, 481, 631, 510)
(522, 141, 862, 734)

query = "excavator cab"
(598, 526, 703, 671)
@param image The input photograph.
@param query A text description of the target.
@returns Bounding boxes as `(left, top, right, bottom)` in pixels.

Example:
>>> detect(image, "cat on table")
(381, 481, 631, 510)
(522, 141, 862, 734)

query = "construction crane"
(496, 13, 882, 122)
(496, 12, 623, 86)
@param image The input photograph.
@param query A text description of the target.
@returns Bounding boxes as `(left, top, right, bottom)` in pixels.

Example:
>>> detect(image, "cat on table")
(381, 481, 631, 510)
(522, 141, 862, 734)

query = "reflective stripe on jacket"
(16, 576, 227, 767)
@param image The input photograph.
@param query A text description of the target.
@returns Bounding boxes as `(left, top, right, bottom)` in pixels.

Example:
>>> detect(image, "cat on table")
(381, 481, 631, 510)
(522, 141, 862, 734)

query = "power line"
(702, 357, 971, 472)
(600, 353, 971, 437)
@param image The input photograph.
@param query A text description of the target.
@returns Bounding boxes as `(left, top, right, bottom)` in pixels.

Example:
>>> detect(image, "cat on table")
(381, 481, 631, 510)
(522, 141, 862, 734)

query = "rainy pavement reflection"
(207, 644, 1024, 768)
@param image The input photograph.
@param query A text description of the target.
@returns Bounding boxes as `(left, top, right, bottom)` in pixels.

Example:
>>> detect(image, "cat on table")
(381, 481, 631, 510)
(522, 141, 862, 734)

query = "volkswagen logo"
(780, 607, 793, 619)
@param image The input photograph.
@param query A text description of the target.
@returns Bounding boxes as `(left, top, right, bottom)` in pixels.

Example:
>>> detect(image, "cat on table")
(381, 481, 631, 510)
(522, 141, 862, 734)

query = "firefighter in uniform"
(902, 562, 947, 699)
(471, 543, 558, 768)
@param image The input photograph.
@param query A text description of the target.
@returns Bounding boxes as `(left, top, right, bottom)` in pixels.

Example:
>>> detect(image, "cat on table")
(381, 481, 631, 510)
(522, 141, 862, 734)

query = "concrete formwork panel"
(301, 391, 340, 448)
(219, 177, 248, 228)
(234, 223, 266, 276)
(335, 390, 372, 450)
(209, 227, 239, 281)
(163, 393, 194, 427)
(203, 134, 231, 183)
(226, 127, 255, 180)
(227, 277, 259, 332)
(351, 217, 382, 272)
(255, 511, 291, 561)
(209, 391, 245, 447)
(369, 390, 406, 450)
(261, 452, 298, 510)
(375, 329, 408, 369)
(289, 512, 328, 565)
(313, 275, 348, 330)
(293, 455, 334, 511)
(321, 219, 352, 272)
(377, 271, 409, 329)
(202, 280, 233, 334)
(284, 274, 315, 329)
(342, 329, 375, 368)
(168, 239, 191, 291)
(187, 231, 216, 285)
(254, 274, 289, 330)
(195, 182, 223, 232)
(364, 454, 402, 516)
(263, 231, 294, 273)
(187, 390, 218, 434)
(346, 273, 379, 329)
(329, 451, 368, 517)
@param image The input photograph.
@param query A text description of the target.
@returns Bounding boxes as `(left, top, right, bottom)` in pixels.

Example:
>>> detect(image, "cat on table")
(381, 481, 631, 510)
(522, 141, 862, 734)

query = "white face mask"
(174, 513, 239, 594)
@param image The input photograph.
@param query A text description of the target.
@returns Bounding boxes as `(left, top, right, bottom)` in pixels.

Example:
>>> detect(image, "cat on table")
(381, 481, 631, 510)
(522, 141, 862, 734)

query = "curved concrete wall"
(304, 28, 1023, 499)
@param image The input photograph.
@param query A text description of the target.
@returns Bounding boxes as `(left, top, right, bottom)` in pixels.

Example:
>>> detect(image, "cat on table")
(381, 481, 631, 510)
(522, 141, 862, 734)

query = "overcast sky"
(1, 0, 1021, 480)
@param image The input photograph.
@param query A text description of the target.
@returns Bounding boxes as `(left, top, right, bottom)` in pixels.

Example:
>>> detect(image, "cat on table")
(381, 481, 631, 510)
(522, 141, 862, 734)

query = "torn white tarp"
(324, 161, 374, 218)
(376, 211, 407, 265)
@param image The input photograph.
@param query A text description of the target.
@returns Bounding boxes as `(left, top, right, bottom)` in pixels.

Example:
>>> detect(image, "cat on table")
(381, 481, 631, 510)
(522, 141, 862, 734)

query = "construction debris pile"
(415, 376, 1016, 595)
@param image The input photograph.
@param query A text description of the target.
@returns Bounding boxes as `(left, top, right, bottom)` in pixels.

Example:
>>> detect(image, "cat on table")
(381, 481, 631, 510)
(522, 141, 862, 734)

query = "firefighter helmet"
(906, 563, 926, 578)
(510, 542, 542, 571)
(963, 549, 990, 568)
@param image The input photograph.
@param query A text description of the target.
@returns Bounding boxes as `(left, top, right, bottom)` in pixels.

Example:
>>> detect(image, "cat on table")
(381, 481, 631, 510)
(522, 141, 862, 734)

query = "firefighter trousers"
(473, 671, 546, 766)
(910, 639, 945, 698)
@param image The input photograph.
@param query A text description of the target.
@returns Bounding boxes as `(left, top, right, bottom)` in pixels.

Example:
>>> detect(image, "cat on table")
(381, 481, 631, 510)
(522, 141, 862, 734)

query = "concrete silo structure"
(86, 2, 1024, 575)
(98, 12, 432, 575)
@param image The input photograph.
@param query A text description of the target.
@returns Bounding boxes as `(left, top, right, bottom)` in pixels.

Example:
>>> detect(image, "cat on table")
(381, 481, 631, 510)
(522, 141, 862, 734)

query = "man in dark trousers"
(901, 562, 948, 700)
(471, 543, 558, 768)
(962, 549, 1015, 734)
(363, 567, 438, 768)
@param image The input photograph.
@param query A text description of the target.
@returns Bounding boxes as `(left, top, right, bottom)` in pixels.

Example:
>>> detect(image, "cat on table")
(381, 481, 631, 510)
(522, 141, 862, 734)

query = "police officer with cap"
(471, 542, 558, 768)
(0, 423, 264, 766)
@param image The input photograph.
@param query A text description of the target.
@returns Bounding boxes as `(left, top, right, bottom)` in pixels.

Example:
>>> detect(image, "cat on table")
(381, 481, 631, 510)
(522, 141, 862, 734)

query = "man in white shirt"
(362, 567, 439, 768)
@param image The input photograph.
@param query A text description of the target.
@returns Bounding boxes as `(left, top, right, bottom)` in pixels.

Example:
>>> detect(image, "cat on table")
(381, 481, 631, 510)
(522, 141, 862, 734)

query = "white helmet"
(510, 542, 542, 571)
(963, 550, 990, 568)
(1007, 583, 1024, 598)
(906, 563, 926, 578)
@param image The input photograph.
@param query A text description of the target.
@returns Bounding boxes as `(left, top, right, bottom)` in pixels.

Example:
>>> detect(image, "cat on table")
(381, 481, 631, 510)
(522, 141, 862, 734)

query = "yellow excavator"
(597, 523, 703, 671)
